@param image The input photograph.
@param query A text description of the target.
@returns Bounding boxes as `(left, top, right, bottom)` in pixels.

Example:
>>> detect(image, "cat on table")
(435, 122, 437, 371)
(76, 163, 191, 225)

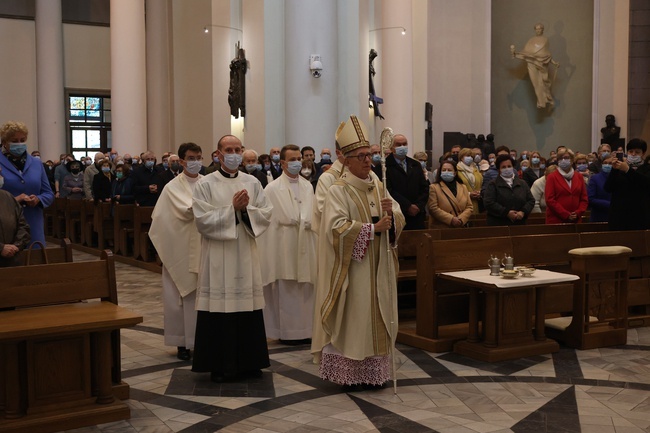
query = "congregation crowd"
(1, 116, 650, 391)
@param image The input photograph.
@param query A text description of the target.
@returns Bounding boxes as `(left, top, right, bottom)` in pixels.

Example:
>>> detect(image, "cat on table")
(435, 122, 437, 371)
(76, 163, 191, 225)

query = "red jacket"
(544, 169, 588, 224)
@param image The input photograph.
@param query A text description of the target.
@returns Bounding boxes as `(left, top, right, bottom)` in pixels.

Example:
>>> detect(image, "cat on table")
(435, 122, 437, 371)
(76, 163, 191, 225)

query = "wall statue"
(369, 49, 384, 120)
(601, 114, 622, 147)
(228, 42, 247, 119)
(510, 23, 559, 109)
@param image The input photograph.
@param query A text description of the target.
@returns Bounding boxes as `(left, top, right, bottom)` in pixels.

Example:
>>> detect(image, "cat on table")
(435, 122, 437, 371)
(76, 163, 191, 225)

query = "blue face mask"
(101, 166, 111, 173)
(264, 163, 271, 171)
(601, 164, 612, 173)
(145, 160, 155, 169)
(440, 171, 455, 183)
(321, 154, 331, 163)
(600, 151, 610, 159)
(576, 163, 588, 172)
(395, 146, 408, 157)
(521, 166, 528, 172)
(272, 154, 281, 163)
(371, 154, 381, 164)
(213, 156, 220, 164)
(163, 162, 169, 170)
(462, 156, 473, 166)
(521, 154, 528, 160)
(531, 157, 540, 165)
(539, 164, 546, 170)
(9, 142, 27, 157)
(255, 164, 263, 172)
(558, 159, 572, 171)
(245, 164, 257, 173)
(420, 161, 427, 170)
(286, 160, 303, 176)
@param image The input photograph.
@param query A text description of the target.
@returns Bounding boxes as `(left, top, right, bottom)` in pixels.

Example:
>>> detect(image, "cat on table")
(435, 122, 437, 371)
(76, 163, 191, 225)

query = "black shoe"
(279, 338, 312, 346)
(248, 369, 263, 378)
(210, 371, 225, 383)
(177, 347, 191, 361)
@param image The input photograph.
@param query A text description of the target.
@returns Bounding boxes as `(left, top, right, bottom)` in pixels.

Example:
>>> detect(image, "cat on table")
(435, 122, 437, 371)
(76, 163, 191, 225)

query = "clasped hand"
(232, 189, 249, 211)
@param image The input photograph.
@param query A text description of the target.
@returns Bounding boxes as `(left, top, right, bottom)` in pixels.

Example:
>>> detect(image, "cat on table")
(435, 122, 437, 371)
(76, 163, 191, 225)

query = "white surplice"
(312, 159, 343, 233)
(258, 173, 317, 339)
(149, 172, 202, 348)
(192, 170, 272, 313)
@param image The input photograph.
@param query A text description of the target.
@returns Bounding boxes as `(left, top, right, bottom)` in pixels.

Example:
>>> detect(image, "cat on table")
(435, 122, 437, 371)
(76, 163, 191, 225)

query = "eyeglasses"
(347, 153, 372, 162)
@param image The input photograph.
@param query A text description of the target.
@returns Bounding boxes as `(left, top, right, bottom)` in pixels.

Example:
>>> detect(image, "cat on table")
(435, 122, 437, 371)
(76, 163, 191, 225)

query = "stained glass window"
(67, 93, 111, 156)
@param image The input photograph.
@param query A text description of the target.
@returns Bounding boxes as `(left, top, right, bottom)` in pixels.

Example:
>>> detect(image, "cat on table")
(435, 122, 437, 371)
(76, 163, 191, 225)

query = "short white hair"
(243, 149, 258, 159)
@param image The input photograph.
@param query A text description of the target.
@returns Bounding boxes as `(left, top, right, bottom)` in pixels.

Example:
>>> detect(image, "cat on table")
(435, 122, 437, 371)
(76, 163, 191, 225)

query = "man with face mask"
(240, 149, 267, 188)
(258, 144, 316, 345)
(605, 138, 650, 230)
(372, 134, 429, 230)
(191, 134, 273, 382)
(157, 154, 183, 190)
(83, 152, 106, 200)
(149, 143, 204, 361)
(132, 151, 162, 206)
(269, 147, 282, 179)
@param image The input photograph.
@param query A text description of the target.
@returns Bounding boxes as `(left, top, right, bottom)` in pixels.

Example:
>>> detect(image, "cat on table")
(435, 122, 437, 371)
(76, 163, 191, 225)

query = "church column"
(110, 0, 147, 156)
(146, 0, 174, 157)
(284, 0, 338, 153)
(35, 0, 66, 159)
(377, 0, 413, 145)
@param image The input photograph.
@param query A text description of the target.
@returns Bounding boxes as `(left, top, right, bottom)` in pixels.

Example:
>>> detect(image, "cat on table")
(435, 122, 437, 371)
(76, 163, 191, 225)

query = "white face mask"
(301, 169, 312, 177)
(286, 160, 303, 176)
(185, 160, 202, 175)
(222, 153, 242, 171)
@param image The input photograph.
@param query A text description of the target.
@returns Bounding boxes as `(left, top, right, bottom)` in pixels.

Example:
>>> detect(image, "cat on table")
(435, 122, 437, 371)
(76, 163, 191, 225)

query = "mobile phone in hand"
(617, 152, 624, 162)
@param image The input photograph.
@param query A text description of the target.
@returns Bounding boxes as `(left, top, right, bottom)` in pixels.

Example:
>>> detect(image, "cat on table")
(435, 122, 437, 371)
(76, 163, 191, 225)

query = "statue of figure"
(369, 49, 384, 120)
(600, 114, 621, 146)
(510, 23, 559, 109)
(228, 42, 247, 119)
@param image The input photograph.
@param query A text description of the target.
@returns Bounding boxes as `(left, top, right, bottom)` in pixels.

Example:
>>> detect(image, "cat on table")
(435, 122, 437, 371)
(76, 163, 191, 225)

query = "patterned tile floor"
(63, 250, 650, 433)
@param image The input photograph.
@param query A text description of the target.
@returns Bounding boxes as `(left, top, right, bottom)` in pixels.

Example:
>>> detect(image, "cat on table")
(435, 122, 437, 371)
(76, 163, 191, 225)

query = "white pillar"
(285, 0, 338, 152)
(35, 0, 66, 160)
(110, 0, 147, 156)
(379, 0, 413, 145)
(146, 0, 174, 156)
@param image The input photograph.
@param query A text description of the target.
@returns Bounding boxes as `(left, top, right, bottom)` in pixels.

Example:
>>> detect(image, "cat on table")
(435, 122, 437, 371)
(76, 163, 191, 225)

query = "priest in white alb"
(258, 144, 317, 345)
(311, 115, 405, 390)
(149, 142, 204, 361)
(191, 135, 273, 382)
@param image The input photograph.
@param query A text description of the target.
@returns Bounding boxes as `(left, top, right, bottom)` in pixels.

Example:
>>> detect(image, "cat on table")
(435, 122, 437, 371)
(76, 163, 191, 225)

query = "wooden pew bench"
(0, 251, 143, 433)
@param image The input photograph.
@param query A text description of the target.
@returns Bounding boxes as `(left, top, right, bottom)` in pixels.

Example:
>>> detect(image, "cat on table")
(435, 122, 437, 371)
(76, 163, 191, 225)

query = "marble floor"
(63, 250, 650, 433)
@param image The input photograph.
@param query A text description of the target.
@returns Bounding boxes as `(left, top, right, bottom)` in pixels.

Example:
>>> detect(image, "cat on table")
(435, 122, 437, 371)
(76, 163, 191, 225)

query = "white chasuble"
(311, 171, 405, 362)
(192, 171, 273, 313)
(312, 159, 343, 233)
(259, 173, 317, 285)
(150, 173, 202, 298)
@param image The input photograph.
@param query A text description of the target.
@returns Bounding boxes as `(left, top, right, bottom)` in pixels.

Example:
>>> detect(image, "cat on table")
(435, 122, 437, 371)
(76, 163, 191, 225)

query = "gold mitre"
(336, 115, 370, 155)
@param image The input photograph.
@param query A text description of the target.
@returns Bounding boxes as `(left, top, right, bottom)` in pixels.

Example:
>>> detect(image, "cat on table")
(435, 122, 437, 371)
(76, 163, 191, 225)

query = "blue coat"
(0, 153, 55, 246)
(587, 171, 611, 223)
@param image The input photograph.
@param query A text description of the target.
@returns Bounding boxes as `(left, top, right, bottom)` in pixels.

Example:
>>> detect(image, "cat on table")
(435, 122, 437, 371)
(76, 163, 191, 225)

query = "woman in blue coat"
(0, 121, 54, 246)
(587, 156, 613, 222)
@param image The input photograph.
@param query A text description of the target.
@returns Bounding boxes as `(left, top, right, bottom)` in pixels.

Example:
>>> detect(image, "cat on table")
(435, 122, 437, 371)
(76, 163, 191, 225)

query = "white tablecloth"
(439, 268, 579, 289)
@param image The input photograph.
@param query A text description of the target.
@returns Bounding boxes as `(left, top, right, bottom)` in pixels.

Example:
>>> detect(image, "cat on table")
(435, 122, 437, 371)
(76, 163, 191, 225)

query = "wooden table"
(438, 269, 579, 362)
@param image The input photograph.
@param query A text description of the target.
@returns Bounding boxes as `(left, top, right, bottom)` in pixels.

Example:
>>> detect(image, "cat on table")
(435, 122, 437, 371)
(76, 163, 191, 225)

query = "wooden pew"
(80, 200, 95, 247)
(43, 196, 57, 237)
(438, 225, 509, 240)
(133, 206, 155, 261)
(509, 223, 576, 236)
(94, 201, 114, 251)
(0, 250, 142, 433)
(113, 203, 135, 256)
(15, 238, 73, 266)
(54, 197, 68, 239)
(64, 199, 84, 243)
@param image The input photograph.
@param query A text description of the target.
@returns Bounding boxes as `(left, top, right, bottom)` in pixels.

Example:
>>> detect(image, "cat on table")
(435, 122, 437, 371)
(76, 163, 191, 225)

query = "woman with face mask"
(456, 148, 483, 214)
(299, 159, 318, 192)
(427, 161, 473, 228)
(0, 121, 54, 247)
(62, 160, 85, 200)
(587, 156, 614, 223)
(92, 160, 114, 203)
(544, 148, 588, 224)
(522, 151, 543, 187)
(483, 154, 535, 226)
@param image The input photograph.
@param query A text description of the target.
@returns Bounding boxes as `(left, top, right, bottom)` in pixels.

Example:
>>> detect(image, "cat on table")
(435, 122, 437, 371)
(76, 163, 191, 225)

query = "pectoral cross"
(369, 201, 376, 208)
